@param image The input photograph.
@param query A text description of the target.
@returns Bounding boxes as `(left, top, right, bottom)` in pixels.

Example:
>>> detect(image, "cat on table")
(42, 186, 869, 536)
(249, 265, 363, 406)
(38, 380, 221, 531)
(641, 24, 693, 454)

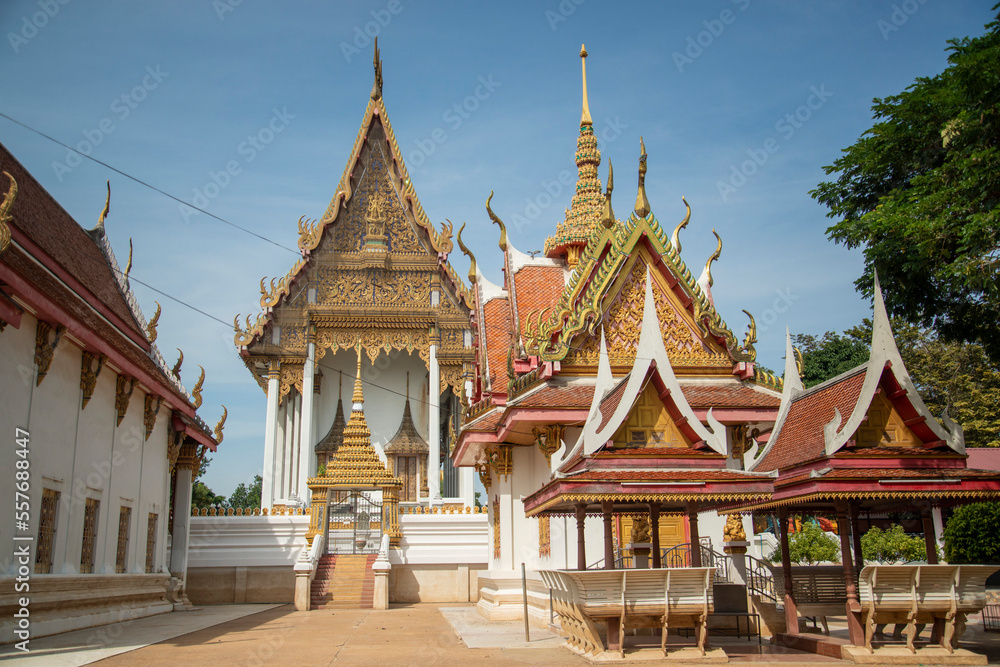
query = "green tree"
(768, 521, 841, 565)
(229, 475, 263, 508)
(811, 9, 1000, 364)
(943, 502, 1000, 563)
(191, 481, 226, 509)
(793, 328, 870, 388)
(861, 525, 935, 564)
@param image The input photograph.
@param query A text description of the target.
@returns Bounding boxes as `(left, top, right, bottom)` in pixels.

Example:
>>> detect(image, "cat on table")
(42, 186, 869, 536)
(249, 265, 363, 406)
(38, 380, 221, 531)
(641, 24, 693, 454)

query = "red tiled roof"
(1, 143, 143, 339)
(757, 369, 867, 472)
(777, 467, 1000, 487)
(465, 409, 504, 433)
(570, 469, 765, 482)
(514, 384, 594, 408)
(680, 383, 780, 408)
(597, 376, 631, 432)
(482, 297, 511, 394)
(512, 265, 565, 333)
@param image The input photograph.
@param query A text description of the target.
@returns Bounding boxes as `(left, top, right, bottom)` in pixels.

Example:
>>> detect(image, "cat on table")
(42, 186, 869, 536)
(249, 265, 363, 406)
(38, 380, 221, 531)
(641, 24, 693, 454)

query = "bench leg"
(864, 608, 877, 653)
(820, 616, 830, 635)
(607, 620, 622, 655)
(618, 611, 626, 659)
(661, 614, 669, 657)
(696, 615, 707, 656)
(904, 617, 917, 654)
(942, 613, 956, 653)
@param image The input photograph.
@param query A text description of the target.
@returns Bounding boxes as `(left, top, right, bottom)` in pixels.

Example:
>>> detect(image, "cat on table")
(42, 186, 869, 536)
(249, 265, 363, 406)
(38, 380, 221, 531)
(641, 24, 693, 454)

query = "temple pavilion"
(235, 43, 476, 511)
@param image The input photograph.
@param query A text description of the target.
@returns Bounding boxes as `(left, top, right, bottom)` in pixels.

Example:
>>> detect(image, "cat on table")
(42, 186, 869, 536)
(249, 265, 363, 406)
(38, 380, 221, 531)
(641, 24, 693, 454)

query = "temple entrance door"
(397, 456, 417, 503)
(327, 491, 383, 554)
(620, 515, 688, 561)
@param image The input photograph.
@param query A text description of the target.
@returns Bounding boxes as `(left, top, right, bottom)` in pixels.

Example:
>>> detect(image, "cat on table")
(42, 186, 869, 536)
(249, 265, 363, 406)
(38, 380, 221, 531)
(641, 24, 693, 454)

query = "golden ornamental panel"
(279, 362, 304, 400)
(315, 328, 431, 365)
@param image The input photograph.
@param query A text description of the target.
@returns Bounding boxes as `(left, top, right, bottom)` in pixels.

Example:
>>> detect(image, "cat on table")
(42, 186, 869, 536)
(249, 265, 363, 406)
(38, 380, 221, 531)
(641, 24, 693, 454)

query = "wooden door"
(396, 456, 417, 502)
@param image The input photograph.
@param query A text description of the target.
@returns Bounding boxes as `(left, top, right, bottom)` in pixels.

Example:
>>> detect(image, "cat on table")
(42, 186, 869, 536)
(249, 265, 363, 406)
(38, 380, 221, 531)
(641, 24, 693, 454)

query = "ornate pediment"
(853, 391, 921, 449)
(567, 259, 729, 368)
(611, 382, 693, 449)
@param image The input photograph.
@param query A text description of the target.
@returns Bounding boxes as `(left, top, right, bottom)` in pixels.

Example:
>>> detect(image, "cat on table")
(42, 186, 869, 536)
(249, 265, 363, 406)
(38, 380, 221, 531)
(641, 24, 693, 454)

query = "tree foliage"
(943, 502, 1000, 563)
(794, 320, 1000, 448)
(768, 521, 841, 565)
(228, 475, 263, 509)
(811, 10, 1000, 364)
(191, 481, 226, 509)
(861, 524, 935, 564)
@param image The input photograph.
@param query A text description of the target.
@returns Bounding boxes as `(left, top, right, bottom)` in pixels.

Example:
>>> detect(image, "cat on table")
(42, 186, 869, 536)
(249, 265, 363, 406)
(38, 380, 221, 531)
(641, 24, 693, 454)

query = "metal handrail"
(746, 553, 777, 602)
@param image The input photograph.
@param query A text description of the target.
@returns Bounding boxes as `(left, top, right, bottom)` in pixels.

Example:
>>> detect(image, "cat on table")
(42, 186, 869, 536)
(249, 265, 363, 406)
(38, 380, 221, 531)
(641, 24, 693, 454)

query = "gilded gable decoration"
(143, 393, 163, 441)
(115, 375, 137, 426)
(214, 406, 228, 445)
(79, 351, 106, 410)
(492, 496, 501, 559)
(191, 365, 205, 408)
(172, 348, 183, 378)
(855, 391, 920, 448)
(0, 170, 16, 256)
(487, 444, 513, 480)
(34, 320, 66, 386)
(538, 515, 551, 557)
(534, 424, 565, 464)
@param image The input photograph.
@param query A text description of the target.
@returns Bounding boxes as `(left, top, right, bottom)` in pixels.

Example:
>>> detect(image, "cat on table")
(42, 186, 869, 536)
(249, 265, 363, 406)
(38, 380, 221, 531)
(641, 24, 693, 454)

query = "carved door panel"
(396, 456, 417, 503)
(620, 514, 688, 552)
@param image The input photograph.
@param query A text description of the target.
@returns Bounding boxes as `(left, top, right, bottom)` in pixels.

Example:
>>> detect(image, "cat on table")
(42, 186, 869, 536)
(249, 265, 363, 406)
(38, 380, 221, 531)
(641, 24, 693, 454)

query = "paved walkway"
(4, 604, 999, 666)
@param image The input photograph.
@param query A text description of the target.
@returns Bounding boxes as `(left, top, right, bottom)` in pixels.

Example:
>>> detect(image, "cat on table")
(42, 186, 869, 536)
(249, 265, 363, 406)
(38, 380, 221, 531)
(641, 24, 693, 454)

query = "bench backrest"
(540, 568, 715, 617)
(858, 564, 999, 614)
(771, 565, 846, 603)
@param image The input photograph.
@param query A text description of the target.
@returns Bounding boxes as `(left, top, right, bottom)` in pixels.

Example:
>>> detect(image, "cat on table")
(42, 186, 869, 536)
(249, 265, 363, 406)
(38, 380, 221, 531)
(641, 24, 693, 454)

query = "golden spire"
(672, 197, 690, 253)
(457, 223, 477, 285)
(124, 238, 133, 280)
(352, 350, 364, 406)
(580, 44, 592, 127)
(543, 46, 603, 263)
(634, 137, 650, 218)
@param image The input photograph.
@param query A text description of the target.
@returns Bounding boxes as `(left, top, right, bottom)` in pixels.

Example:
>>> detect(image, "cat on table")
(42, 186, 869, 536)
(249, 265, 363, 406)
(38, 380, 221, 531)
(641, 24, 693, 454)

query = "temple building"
(453, 46, 785, 623)
(0, 142, 224, 642)
(235, 43, 476, 510)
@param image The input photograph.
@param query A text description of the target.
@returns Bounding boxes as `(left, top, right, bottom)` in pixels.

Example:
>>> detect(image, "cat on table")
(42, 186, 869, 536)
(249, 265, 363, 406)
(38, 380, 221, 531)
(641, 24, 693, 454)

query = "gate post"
(305, 486, 328, 548)
(382, 485, 401, 546)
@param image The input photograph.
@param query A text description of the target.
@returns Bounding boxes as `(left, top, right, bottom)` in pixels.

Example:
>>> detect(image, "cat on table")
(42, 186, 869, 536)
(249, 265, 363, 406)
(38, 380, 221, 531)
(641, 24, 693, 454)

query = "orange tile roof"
(482, 297, 511, 393)
(512, 265, 565, 333)
(681, 383, 780, 408)
(758, 369, 867, 472)
(514, 385, 594, 408)
(597, 377, 631, 432)
(570, 469, 765, 482)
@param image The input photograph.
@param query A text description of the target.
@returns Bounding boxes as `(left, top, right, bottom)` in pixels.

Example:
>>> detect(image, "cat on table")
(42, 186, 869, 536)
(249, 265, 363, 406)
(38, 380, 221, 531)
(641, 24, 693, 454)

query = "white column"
(274, 400, 286, 500)
(261, 362, 280, 508)
(459, 466, 475, 507)
(289, 393, 300, 497)
(168, 464, 194, 578)
(932, 506, 946, 555)
(428, 342, 441, 505)
(298, 336, 316, 504)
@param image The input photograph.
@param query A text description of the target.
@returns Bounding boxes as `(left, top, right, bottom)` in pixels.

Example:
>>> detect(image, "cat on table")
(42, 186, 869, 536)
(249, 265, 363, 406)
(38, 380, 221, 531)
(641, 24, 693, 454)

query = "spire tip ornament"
(600, 159, 615, 229)
(486, 191, 507, 252)
(672, 196, 691, 253)
(704, 229, 722, 288)
(580, 44, 592, 127)
(0, 170, 16, 256)
(634, 137, 650, 218)
(457, 222, 478, 285)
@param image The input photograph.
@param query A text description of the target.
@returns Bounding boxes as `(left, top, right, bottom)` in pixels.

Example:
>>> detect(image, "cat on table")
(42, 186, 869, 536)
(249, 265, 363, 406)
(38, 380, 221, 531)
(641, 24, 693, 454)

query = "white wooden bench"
(771, 565, 846, 633)
(858, 564, 998, 653)
(540, 568, 714, 658)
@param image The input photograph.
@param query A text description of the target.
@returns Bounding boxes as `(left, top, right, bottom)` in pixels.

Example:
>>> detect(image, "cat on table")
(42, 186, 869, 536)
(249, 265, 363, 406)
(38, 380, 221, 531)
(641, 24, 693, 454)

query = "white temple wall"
(185, 511, 488, 605)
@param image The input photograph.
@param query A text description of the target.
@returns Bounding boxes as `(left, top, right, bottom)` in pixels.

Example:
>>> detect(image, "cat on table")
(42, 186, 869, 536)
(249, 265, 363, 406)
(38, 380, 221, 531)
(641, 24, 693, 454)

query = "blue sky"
(1, 0, 992, 497)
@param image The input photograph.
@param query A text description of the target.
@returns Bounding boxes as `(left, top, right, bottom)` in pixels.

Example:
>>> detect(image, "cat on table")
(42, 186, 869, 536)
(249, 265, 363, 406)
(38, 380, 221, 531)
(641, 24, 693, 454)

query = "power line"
(0, 111, 299, 255)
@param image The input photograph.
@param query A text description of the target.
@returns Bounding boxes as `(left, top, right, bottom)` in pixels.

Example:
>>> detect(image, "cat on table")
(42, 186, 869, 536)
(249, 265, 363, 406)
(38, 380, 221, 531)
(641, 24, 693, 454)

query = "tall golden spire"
(580, 44, 592, 127)
(634, 137, 650, 218)
(543, 46, 603, 265)
(351, 350, 365, 407)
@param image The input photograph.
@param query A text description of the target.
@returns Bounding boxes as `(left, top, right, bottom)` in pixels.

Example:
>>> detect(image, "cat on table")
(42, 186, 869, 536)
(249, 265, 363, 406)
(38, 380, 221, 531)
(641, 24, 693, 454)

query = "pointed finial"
(486, 191, 507, 252)
(90, 180, 110, 238)
(600, 160, 615, 229)
(634, 137, 650, 218)
(192, 365, 205, 408)
(214, 406, 228, 444)
(338, 369, 343, 399)
(457, 222, 478, 285)
(704, 229, 722, 288)
(672, 197, 690, 253)
(580, 44, 592, 127)
(0, 171, 17, 256)
(371, 37, 383, 100)
(781, 327, 804, 394)
(405, 371, 410, 401)
(172, 348, 184, 377)
(146, 301, 161, 343)
(124, 238, 133, 280)
(352, 347, 365, 406)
